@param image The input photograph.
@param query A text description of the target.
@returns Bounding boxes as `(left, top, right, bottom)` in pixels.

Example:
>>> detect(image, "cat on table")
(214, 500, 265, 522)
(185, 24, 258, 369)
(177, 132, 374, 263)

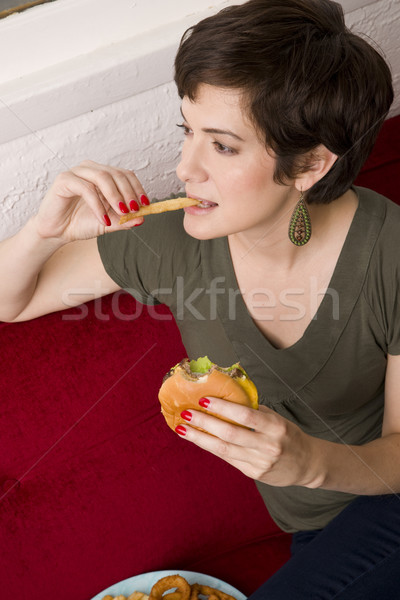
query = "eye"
(176, 123, 191, 135)
(213, 141, 236, 155)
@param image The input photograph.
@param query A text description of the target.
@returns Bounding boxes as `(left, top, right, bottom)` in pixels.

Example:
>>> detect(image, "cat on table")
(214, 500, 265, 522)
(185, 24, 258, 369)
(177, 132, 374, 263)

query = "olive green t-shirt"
(97, 187, 400, 533)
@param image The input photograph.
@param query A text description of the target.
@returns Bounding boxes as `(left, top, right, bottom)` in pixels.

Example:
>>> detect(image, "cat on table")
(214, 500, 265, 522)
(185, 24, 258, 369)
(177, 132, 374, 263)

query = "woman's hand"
(176, 397, 322, 489)
(33, 160, 147, 242)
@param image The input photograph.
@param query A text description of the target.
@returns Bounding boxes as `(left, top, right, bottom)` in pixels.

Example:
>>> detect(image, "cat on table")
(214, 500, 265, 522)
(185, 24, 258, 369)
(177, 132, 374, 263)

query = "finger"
(55, 171, 109, 227)
(119, 168, 149, 207)
(97, 189, 144, 229)
(182, 408, 258, 448)
(177, 420, 257, 465)
(176, 419, 278, 482)
(77, 161, 149, 212)
(102, 168, 146, 212)
(70, 165, 134, 217)
(198, 396, 263, 431)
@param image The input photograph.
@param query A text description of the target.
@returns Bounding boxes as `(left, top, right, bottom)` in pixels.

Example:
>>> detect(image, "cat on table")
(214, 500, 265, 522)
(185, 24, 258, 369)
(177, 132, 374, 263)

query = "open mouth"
(184, 194, 219, 216)
(187, 195, 219, 208)
(198, 200, 218, 208)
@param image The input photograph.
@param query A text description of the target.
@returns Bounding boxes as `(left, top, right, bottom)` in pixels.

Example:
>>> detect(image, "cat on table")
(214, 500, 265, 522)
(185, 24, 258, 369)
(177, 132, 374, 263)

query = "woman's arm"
(311, 353, 400, 494)
(175, 354, 400, 495)
(0, 161, 145, 322)
(2, 233, 120, 322)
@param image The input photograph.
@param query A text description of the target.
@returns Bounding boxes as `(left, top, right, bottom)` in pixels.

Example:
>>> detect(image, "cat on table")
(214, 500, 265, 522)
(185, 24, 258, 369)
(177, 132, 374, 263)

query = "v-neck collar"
(213, 187, 387, 395)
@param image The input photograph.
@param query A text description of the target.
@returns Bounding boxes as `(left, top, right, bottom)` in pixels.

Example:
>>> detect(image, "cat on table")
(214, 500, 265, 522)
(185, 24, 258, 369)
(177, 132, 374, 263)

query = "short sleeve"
(385, 255, 400, 355)
(97, 209, 201, 307)
(365, 200, 400, 355)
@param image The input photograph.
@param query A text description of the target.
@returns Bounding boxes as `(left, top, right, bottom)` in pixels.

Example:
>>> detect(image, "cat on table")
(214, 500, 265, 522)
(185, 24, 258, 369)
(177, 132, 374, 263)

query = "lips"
(198, 200, 218, 208)
(187, 195, 218, 208)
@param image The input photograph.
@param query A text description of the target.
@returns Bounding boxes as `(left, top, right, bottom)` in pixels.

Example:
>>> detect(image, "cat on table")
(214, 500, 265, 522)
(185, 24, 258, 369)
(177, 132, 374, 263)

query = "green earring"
(288, 191, 312, 246)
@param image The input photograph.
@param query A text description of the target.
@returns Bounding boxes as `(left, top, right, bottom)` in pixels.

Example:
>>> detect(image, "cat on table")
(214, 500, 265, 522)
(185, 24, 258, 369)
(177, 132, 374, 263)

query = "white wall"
(0, 0, 399, 241)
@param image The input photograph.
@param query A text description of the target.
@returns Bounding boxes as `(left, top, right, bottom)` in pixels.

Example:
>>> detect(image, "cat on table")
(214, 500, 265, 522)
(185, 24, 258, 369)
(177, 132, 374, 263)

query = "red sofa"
(0, 114, 399, 600)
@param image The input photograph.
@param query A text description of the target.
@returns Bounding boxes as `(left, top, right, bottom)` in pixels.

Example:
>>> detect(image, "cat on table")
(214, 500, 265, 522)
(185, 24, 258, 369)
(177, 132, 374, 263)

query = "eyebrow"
(180, 107, 245, 142)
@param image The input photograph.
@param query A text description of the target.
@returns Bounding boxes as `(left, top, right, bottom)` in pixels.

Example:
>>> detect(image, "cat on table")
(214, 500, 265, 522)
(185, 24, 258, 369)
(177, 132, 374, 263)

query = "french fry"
(119, 197, 200, 224)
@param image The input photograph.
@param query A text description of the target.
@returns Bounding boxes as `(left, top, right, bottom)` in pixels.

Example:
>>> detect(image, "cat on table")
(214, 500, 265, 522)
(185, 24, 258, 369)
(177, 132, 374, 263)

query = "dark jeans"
(248, 494, 400, 599)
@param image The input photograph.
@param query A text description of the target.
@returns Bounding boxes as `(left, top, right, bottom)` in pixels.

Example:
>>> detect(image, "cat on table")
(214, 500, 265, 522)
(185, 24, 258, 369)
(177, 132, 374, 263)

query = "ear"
(294, 145, 338, 192)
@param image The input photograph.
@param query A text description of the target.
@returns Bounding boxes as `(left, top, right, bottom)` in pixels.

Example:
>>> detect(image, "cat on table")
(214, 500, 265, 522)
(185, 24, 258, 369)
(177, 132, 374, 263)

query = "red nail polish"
(129, 199, 139, 212)
(180, 410, 192, 422)
(103, 214, 111, 227)
(140, 194, 150, 206)
(175, 425, 187, 436)
(199, 397, 210, 408)
(119, 202, 129, 214)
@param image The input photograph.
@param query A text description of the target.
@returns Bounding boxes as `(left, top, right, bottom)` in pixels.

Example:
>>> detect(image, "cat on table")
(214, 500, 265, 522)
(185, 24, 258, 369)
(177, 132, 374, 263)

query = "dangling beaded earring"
(288, 190, 311, 246)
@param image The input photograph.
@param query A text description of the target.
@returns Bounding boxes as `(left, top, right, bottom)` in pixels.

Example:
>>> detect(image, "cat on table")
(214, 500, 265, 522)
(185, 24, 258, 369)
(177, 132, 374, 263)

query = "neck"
(229, 189, 358, 272)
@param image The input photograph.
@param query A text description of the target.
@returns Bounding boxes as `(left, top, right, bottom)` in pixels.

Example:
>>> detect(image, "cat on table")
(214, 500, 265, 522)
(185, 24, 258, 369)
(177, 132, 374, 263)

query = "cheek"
(222, 162, 275, 199)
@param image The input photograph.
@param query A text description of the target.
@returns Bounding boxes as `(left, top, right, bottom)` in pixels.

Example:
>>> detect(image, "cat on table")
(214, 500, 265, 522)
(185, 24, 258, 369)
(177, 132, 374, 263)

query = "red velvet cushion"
(0, 293, 290, 599)
(1, 113, 399, 599)
(354, 114, 400, 205)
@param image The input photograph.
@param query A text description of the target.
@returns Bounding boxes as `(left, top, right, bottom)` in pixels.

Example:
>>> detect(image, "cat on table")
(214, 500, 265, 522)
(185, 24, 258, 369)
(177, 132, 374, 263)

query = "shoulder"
(355, 185, 400, 218)
(355, 186, 400, 253)
(356, 187, 400, 348)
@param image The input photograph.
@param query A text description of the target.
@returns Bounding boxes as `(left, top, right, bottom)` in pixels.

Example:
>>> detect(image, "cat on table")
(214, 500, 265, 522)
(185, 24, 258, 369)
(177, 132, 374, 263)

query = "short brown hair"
(174, 0, 393, 203)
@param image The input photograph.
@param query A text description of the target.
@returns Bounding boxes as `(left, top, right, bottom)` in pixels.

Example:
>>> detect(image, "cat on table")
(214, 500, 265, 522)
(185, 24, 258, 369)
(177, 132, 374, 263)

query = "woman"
(1, 0, 399, 597)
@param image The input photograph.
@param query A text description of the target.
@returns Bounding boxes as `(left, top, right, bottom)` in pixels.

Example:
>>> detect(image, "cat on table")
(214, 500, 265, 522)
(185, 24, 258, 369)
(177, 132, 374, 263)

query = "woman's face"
(176, 84, 298, 243)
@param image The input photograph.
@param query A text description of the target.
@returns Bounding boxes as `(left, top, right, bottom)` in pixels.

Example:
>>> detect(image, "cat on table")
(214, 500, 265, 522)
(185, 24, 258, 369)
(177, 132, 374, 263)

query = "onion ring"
(102, 575, 238, 600)
(149, 575, 191, 600)
(191, 584, 237, 600)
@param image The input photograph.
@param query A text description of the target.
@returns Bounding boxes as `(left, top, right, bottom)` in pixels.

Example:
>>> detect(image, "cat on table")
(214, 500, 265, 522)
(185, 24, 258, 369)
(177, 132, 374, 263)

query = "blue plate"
(90, 569, 246, 600)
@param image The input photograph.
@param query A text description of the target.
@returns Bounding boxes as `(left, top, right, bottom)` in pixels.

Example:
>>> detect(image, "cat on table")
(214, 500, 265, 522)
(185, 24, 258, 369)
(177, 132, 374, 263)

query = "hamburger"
(158, 356, 258, 431)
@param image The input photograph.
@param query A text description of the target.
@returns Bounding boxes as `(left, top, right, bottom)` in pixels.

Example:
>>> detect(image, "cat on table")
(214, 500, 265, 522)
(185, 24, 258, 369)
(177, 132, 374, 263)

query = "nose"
(176, 141, 208, 184)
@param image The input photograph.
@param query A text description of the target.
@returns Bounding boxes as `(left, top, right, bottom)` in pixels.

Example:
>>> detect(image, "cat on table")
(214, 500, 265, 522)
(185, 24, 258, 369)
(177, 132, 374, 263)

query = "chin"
(183, 215, 225, 240)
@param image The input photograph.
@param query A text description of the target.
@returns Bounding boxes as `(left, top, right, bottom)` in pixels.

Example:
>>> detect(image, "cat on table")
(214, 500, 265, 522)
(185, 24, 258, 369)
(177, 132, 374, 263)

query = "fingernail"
(180, 410, 192, 422)
(140, 194, 150, 206)
(199, 397, 210, 408)
(129, 199, 139, 212)
(175, 425, 187, 436)
(103, 214, 111, 227)
(119, 202, 129, 214)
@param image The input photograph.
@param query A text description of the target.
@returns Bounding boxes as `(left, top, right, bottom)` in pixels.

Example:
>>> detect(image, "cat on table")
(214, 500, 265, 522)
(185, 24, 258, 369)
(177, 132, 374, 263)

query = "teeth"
(199, 201, 217, 208)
